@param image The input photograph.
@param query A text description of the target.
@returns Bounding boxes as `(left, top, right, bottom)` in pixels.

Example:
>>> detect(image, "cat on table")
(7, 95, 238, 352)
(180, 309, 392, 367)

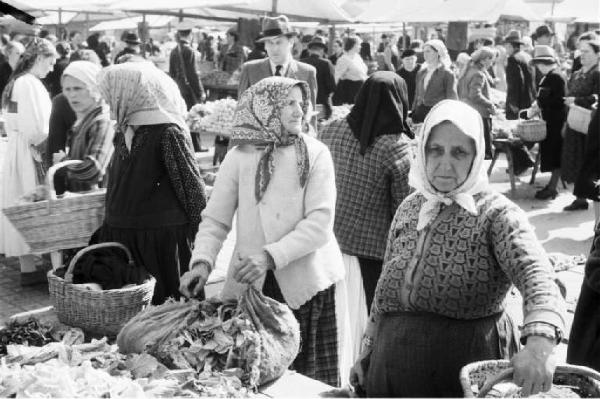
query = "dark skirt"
(366, 311, 520, 397)
(574, 110, 600, 201)
(561, 126, 587, 183)
(333, 79, 363, 106)
(96, 223, 195, 305)
(357, 257, 383, 313)
(262, 270, 339, 387)
(540, 117, 565, 172)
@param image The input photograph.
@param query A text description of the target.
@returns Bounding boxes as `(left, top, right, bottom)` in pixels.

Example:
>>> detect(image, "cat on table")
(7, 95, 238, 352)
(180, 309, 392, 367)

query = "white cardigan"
(191, 134, 345, 309)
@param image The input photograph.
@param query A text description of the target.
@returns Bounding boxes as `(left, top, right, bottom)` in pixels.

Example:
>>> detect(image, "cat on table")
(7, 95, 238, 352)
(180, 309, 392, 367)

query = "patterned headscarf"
(97, 62, 188, 135)
(230, 77, 310, 202)
(408, 99, 489, 230)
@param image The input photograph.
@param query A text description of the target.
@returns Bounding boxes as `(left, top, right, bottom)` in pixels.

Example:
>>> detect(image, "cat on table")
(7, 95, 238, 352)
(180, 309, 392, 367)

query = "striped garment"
(64, 104, 114, 191)
(319, 118, 413, 260)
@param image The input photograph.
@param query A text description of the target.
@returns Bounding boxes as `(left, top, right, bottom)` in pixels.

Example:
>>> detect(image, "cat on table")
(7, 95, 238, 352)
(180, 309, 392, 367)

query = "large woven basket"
(460, 360, 600, 398)
(515, 110, 547, 142)
(2, 160, 106, 253)
(47, 242, 155, 337)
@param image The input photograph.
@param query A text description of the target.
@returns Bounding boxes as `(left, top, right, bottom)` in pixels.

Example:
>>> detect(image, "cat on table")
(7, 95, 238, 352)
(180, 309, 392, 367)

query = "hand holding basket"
(515, 110, 547, 142)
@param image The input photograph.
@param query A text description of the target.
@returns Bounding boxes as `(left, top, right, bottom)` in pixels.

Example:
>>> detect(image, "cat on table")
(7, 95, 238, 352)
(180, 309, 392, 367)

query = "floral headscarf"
(97, 62, 188, 136)
(230, 77, 310, 202)
(408, 99, 489, 230)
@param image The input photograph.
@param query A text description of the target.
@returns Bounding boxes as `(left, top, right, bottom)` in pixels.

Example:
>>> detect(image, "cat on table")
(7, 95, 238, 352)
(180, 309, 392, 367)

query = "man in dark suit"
(238, 15, 317, 108)
(300, 36, 335, 119)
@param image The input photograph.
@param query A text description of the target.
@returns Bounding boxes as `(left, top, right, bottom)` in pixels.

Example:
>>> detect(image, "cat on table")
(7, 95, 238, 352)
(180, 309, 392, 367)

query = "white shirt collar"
(269, 58, 291, 76)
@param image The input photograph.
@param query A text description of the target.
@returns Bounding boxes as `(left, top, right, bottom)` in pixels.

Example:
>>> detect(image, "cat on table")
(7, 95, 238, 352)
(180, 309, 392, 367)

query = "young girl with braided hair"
(0, 37, 57, 285)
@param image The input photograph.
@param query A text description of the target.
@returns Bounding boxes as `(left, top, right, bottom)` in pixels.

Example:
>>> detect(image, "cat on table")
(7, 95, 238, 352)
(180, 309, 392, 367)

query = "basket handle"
(64, 242, 134, 283)
(46, 160, 100, 201)
(477, 365, 600, 397)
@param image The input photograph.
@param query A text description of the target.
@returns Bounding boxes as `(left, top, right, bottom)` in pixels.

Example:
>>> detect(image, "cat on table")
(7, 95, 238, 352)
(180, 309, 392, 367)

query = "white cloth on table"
(0, 74, 51, 256)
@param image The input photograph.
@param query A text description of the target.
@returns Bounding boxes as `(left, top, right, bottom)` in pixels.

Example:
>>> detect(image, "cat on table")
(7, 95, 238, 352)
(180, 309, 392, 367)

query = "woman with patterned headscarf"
(350, 100, 565, 397)
(96, 62, 207, 305)
(52, 61, 114, 195)
(0, 38, 56, 285)
(180, 77, 345, 387)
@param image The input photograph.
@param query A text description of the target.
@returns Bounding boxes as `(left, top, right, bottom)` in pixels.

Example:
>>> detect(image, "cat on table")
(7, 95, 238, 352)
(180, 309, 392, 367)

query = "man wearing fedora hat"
(238, 15, 317, 108)
(301, 36, 335, 119)
(503, 30, 536, 120)
(114, 31, 142, 64)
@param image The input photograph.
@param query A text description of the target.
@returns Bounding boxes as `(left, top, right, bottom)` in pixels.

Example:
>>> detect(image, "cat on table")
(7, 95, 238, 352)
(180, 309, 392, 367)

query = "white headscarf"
(61, 60, 102, 100)
(408, 99, 490, 230)
(424, 39, 452, 69)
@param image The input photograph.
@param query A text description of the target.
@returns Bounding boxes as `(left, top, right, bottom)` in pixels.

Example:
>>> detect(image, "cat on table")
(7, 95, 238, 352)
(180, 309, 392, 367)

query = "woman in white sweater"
(180, 77, 345, 387)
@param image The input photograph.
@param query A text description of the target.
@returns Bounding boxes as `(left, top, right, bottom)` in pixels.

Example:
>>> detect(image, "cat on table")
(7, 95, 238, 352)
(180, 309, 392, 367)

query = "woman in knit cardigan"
(350, 100, 565, 397)
(180, 77, 345, 387)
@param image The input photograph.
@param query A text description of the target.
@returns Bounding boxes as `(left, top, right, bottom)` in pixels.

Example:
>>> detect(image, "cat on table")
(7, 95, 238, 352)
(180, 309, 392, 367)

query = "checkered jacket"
(319, 118, 414, 260)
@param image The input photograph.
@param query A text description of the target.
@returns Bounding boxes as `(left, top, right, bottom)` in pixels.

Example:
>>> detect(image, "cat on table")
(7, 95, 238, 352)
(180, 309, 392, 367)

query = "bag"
(567, 104, 592, 134)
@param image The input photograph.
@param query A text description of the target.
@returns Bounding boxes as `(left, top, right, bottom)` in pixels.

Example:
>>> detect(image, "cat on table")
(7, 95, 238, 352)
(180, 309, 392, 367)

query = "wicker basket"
(47, 242, 155, 337)
(2, 160, 106, 253)
(515, 110, 547, 142)
(460, 360, 600, 398)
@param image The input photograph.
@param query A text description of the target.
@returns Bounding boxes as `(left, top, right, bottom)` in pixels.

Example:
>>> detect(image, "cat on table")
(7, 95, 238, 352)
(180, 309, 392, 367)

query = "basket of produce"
(515, 110, 547, 142)
(47, 242, 155, 337)
(201, 70, 233, 88)
(2, 160, 106, 253)
(460, 360, 600, 398)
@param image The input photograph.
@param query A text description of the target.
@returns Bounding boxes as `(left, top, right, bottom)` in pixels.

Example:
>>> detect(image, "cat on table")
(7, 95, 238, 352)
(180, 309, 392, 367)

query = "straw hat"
(257, 15, 297, 42)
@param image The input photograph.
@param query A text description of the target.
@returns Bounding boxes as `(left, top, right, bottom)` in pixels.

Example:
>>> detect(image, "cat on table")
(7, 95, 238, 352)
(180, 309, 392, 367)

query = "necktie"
(275, 65, 283, 76)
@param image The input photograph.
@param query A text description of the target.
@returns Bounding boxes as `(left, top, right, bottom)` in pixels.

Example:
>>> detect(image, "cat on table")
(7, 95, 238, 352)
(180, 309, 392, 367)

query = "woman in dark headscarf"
(97, 62, 207, 305)
(319, 71, 414, 363)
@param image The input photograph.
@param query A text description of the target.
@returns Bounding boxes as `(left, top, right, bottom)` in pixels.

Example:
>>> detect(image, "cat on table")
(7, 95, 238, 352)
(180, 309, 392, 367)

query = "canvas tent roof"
(546, 0, 599, 23)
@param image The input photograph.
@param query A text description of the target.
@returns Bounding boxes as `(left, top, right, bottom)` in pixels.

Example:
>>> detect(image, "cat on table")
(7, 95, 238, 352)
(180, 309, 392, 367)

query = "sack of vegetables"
(117, 286, 300, 389)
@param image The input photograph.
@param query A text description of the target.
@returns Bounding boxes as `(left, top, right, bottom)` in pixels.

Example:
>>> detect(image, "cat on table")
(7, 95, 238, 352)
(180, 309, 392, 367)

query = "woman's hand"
(349, 347, 372, 395)
(510, 336, 557, 397)
(232, 252, 273, 284)
(179, 261, 211, 298)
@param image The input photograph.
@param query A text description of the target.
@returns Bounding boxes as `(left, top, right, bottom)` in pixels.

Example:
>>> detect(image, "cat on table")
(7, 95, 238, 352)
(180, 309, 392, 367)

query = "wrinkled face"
(579, 42, 600, 68)
(423, 45, 439, 64)
(265, 36, 293, 65)
(32, 55, 56, 78)
(62, 75, 97, 116)
(280, 86, 304, 136)
(402, 55, 417, 70)
(425, 121, 476, 193)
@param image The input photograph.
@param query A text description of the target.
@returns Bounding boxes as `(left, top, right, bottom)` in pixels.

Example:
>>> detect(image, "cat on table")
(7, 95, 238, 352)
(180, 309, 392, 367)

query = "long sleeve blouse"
(335, 53, 368, 83)
(372, 190, 565, 336)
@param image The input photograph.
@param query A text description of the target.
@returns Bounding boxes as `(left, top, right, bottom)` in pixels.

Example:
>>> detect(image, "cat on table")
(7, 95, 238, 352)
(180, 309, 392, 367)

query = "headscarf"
(408, 99, 489, 230)
(97, 62, 188, 135)
(424, 39, 452, 69)
(346, 71, 414, 155)
(230, 76, 310, 202)
(61, 61, 102, 100)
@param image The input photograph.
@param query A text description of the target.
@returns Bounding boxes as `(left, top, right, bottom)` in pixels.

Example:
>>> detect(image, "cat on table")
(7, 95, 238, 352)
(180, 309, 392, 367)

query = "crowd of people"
(0, 12, 598, 398)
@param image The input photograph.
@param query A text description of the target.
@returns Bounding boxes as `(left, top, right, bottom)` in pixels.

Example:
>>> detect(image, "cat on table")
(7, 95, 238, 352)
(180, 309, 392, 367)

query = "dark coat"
(458, 65, 495, 118)
(396, 64, 421, 109)
(505, 51, 536, 119)
(169, 40, 205, 110)
(300, 54, 336, 105)
(536, 70, 568, 172)
(568, 223, 600, 372)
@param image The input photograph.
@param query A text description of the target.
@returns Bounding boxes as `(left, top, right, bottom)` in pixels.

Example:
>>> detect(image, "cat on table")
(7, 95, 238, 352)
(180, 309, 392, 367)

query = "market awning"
(545, 0, 599, 23)
(89, 15, 175, 31)
(36, 11, 78, 25)
(214, 0, 355, 23)
(357, 0, 444, 23)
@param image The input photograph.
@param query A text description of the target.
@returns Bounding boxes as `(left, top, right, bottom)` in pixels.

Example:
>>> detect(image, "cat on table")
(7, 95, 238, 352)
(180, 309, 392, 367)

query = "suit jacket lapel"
(286, 61, 299, 79)
(260, 58, 272, 78)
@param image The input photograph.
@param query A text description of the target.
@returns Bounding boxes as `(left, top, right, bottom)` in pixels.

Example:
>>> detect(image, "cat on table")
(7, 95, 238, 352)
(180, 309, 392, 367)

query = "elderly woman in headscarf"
(411, 39, 458, 123)
(96, 62, 207, 305)
(179, 77, 345, 387)
(51, 61, 114, 194)
(350, 100, 565, 397)
(319, 71, 414, 363)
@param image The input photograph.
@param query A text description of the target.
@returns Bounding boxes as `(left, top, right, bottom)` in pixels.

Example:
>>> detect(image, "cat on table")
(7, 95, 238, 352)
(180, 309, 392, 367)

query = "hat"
(123, 32, 141, 45)
(532, 45, 557, 64)
(535, 25, 554, 38)
(307, 36, 327, 50)
(401, 49, 416, 58)
(504, 30, 524, 45)
(301, 34, 313, 44)
(176, 20, 196, 33)
(257, 15, 297, 42)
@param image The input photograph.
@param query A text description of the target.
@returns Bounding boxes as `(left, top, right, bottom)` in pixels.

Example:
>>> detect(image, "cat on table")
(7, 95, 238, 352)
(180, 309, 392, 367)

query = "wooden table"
(488, 138, 518, 196)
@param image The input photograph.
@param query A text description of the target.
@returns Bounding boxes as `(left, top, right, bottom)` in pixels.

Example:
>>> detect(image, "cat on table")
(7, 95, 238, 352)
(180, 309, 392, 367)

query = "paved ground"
(0, 140, 596, 362)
